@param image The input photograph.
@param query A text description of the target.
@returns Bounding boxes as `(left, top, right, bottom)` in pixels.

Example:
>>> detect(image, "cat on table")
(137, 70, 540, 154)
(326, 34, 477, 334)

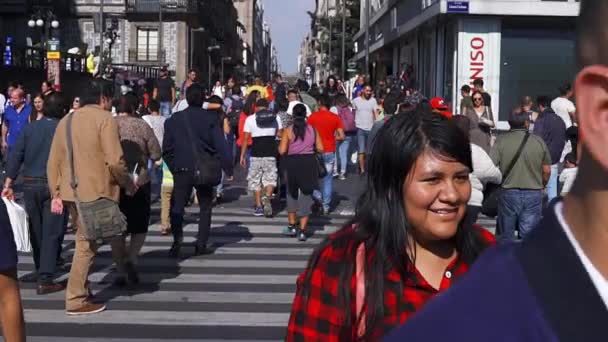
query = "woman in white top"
(453, 115, 502, 226)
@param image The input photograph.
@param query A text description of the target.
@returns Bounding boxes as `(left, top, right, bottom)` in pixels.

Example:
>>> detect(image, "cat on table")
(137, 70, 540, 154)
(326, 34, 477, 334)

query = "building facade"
(0, 0, 243, 89)
(234, 0, 277, 80)
(353, 0, 580, 123)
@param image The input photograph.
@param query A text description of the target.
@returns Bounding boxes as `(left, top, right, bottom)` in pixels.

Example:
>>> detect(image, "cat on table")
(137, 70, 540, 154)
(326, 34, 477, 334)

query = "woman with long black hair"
(279, 104, 323, 241)
(287, 109, 496, 340)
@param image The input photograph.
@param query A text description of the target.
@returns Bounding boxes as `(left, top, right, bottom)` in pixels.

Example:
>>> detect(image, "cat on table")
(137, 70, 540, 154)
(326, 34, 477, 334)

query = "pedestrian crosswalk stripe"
(19, 204, 496, 340)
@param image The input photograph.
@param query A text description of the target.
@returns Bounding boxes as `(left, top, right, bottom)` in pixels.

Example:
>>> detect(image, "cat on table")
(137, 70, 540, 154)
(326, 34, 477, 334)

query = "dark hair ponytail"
(292, 104, 307, 141)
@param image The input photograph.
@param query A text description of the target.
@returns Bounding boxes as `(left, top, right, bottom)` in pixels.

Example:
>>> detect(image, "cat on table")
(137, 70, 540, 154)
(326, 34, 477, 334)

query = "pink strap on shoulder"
(355, 242, 366, 338)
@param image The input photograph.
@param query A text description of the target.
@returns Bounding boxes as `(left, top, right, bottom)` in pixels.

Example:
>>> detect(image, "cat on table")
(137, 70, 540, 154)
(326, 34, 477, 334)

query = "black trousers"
(170, 172, 214, 249)
(22, 178, 66, 284)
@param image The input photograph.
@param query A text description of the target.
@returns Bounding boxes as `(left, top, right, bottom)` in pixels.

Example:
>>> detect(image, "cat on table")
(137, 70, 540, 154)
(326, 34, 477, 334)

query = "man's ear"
(574, 65, 608, 170)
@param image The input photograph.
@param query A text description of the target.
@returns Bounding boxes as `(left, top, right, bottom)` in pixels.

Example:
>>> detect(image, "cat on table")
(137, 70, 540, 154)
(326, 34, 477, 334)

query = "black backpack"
(227, 96, 244, 128)
(255, 109, 278, 129)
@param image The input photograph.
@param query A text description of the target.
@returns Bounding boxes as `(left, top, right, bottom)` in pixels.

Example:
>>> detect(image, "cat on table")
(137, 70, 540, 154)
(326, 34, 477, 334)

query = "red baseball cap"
(430, 97, 448, 111)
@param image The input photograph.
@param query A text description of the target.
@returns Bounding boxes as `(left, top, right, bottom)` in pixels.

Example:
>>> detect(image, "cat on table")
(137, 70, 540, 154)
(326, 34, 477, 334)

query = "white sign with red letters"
(456, 18, 501, 118)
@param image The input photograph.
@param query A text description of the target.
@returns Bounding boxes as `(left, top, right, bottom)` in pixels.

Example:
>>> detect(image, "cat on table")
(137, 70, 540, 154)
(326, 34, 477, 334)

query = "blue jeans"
(357, 129, 370, 154)
(313, 153, 336, 210)
(497, 189, 543, 242)
(546, 164, 559, 203)
(337, 135, 353, 175)
(160, 101, 172, 118)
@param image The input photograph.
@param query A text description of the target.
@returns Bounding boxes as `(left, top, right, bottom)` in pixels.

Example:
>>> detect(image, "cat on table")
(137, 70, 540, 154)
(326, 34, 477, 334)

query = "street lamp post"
(221, 57, 232, 85)
(365, 0, 370, 78)
(159, 0, 164, 66)
(341, 0, 346, 81)
(207, 45, 220, 90)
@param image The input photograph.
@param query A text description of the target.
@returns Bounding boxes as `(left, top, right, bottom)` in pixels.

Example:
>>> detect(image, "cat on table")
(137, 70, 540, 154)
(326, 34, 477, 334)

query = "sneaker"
(339, 173, 346, 181)
(253, 207, 264, 217)
(282, 225, 297, 237)
(332, 172, 339, 178)
(66, 302, 106, 316)
(297, 229, 308, 242)
(262, 197, 273, 217)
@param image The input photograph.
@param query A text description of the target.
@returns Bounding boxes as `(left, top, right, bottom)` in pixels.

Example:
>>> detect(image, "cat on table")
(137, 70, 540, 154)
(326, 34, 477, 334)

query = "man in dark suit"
(385, 1, 608, 340)
(163, 83, 233, 257)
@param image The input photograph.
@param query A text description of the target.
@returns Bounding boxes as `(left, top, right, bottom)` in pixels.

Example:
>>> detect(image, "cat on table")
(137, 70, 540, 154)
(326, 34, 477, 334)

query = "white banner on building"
(455, 18, 501, 119)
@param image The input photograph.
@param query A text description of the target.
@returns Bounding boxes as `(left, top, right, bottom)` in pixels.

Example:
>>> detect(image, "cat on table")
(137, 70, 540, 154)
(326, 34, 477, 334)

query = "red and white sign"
(455, 18, 501, 117)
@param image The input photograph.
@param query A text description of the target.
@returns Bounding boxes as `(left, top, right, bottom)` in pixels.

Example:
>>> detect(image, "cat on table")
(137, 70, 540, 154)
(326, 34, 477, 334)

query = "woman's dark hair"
(117, 93, 139, 116)
(325, 75, 338, 91)
(334, 94, 350, 108)
(243, 90, 260, 116)
(44, 92, 67, 119)
(292, 104, 308, 141)
(30, 93, 44, 122)
(148, 99, 160, 113)
(80, 79, 113, 106)
(301, 109, 487, 339)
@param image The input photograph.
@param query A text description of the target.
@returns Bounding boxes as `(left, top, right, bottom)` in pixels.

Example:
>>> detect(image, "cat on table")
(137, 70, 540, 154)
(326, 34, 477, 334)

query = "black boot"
(169, 238, 182, 258)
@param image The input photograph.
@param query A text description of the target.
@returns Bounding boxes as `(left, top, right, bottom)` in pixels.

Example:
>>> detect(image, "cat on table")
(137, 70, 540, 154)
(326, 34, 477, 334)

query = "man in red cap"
(430, 97, 453, 118)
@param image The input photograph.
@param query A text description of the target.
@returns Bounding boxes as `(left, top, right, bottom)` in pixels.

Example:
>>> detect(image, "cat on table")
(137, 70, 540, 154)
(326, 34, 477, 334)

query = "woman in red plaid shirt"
(286, 108, 496, 341)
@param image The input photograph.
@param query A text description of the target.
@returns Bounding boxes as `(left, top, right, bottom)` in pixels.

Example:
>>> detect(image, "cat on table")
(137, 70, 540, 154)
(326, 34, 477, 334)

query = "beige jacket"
(47, 104, 133, 202)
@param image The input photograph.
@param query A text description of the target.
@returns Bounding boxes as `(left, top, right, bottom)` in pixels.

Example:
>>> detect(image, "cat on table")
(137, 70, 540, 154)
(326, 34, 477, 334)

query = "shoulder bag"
(181, 112, 222, 187)
(312, 127, 328, 178)
(66, 113, 127, 244)
(481, 132, 531, 217)
(355, 242, 366, 338)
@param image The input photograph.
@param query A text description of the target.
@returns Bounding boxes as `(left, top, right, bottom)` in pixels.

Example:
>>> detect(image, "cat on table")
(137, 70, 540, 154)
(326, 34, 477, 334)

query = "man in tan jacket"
(47, 79, 134, 315)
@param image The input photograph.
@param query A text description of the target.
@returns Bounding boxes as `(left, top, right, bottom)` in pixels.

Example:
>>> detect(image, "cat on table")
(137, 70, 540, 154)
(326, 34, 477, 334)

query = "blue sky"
(263, 0, 315, 74)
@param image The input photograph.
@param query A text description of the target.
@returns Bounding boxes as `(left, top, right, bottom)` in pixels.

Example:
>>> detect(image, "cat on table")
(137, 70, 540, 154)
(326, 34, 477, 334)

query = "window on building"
(137, 28, 159, 61)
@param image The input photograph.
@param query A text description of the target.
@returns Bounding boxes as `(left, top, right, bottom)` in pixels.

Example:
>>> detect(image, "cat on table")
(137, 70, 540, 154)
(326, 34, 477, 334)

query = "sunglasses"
(473, 97, 483, 101)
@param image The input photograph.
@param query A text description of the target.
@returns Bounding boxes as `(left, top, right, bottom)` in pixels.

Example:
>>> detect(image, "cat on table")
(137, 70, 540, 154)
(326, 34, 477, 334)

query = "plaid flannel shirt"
(286, 225, 496, 341)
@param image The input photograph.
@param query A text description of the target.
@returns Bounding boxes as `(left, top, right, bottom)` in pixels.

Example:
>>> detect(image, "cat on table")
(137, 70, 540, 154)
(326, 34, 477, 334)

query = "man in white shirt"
(385, 2, 608, 340)
(286, 89, 311, 116)
(351, 84, 379, 174)
(240, 99, 283, 218)
(551, 83, 576, 160)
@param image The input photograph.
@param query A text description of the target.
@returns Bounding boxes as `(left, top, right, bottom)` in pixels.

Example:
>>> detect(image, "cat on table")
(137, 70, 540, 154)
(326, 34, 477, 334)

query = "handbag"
(481, 132, 531, 217)
(2, 198, 31, 253)
(181, 112, 222, 187)
(66, 113, 127, 244)
(355, 242, 366, 338)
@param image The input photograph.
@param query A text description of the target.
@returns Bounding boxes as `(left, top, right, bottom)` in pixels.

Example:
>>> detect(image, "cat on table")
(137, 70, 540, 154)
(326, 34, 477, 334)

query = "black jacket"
(533, 109, 566, 164)
(162, 106, 233, 177)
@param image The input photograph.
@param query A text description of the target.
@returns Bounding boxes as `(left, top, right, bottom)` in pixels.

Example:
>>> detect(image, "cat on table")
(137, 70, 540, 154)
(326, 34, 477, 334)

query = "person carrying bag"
(481, 132, 531, 217)
(66, 113, 127, 244)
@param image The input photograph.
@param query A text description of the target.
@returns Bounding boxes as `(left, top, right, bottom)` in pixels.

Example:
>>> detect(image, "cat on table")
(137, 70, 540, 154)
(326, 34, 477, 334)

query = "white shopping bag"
(2, 198, 31, 253)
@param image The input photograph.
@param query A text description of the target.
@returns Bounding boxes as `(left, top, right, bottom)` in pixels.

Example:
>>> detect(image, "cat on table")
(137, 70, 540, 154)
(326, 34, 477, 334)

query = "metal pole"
(208, 53, 211, 90)
(99, 0, 104, 74)
(221, 58, 224, 85)
(364, 0, 370, 78)
(328, 2, 332, 76)
(159, 1, 163, 66)
(341, 0, 346, 81)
